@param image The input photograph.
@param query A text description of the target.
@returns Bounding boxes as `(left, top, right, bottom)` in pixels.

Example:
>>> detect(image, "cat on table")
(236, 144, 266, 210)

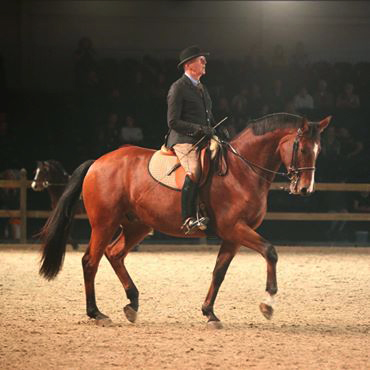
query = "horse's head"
(31, 160, 68, 191)
(31, 161, 49, 191)
(279, 116, 331, 195)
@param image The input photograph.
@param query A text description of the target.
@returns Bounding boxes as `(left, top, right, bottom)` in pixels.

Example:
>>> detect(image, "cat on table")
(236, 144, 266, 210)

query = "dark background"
(0, 1, 369, 244)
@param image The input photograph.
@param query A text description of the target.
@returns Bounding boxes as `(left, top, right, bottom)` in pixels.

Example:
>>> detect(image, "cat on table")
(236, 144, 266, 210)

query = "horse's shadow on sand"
(76, 318, 369, 336)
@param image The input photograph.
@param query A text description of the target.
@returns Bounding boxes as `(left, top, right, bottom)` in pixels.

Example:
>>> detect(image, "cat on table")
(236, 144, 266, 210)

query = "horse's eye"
(300, 148, 308, 155)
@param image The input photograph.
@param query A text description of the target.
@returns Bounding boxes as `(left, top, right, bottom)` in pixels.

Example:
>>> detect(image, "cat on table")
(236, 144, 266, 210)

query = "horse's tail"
(39, 160, 95, 280)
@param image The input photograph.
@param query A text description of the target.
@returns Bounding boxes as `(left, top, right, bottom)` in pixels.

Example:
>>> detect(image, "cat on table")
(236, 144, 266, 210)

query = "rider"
(165, 45, 215, 234)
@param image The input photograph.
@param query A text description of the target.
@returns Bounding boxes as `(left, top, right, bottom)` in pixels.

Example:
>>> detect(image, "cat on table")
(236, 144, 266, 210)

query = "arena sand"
(1, 245, 369, 369)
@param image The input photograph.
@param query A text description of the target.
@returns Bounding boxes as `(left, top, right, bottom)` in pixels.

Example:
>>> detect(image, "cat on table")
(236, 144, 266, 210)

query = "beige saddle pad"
(148, 138, 220, 191)
(148, 148, 181, 190)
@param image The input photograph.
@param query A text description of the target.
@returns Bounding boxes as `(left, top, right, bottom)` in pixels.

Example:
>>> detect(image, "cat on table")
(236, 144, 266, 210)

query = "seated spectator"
(74, 37, 96, 89)
(336, 83, 360, 109)
(290, 41, 309, 69)
(120, 114, 144, 145)
(284, 100, 299, 115)
(105, 86, 128, 117)
(214, 96, 231, 123)
(323, 187, 350, 242)
(318, 126, 341, 181)
(267, 79, 287, 113)
(249, 83, 264, 118)
(231, 87, 248, 115)
(231, 86, 249, 126)
(293, 86, 314, 112)
(350, 191, 370, 244)
(313, 79, 334, 112)
(97, 112, 121, 155)
(337, 127, 364, 180)
(352, 191, 370, 213)
(337, 127, 363, 160)
(271, 44, 287, 69)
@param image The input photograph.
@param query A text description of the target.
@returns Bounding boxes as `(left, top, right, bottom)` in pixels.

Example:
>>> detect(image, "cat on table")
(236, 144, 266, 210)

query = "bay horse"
(39, 113, 331, 328)
(32, 160, 80, 250)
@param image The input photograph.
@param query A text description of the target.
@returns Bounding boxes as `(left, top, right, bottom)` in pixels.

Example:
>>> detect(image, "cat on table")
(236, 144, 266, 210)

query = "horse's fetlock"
(126, 287, 139, 302)
(202, 304, 213, 317)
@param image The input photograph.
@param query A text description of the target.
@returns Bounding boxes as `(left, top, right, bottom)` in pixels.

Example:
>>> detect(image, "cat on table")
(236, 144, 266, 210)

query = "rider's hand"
(199, 126, 215, 138)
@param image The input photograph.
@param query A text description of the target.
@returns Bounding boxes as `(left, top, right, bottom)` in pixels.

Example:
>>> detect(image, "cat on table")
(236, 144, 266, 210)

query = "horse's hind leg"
(202, 241, 239, 329)
(105, 222, 151, 323)
(82, 225, 116, 322)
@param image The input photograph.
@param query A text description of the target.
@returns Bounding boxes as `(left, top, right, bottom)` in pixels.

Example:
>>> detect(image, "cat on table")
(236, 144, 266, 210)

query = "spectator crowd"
(0, 39, 369, 242)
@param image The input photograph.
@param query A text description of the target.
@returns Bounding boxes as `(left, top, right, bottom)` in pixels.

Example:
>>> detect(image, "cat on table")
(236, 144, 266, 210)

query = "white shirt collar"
(184, 72, 200, 86)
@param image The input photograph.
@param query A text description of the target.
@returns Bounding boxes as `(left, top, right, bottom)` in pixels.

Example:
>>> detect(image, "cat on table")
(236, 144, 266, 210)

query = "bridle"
(222, 127, 316, 187)
(286, 128, 316, 190)
(32, 163, 69, 189)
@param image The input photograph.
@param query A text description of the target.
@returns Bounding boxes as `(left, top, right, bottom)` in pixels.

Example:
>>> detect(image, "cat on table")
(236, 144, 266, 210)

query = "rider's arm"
(167, 85, 203, 137)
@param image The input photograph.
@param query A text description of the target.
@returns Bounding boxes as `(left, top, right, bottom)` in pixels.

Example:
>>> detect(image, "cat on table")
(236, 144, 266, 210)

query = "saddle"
(148, 137, 224, 191)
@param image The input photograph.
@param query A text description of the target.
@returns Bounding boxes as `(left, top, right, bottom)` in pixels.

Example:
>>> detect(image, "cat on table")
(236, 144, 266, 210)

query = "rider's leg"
(173, 143, 208, 234)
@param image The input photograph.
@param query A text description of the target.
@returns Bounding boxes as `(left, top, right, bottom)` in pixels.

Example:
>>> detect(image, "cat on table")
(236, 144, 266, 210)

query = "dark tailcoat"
(166, 74, 214, 148)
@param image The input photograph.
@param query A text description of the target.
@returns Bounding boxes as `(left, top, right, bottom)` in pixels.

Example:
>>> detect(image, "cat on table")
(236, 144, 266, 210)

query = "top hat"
(177, 45, 210, 69)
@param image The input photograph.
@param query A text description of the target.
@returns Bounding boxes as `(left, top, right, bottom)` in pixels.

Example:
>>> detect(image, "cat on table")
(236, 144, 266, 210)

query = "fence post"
(20, 168, 27, 243)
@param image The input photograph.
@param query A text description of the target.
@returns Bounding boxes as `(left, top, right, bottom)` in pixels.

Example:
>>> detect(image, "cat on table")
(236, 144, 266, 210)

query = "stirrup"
(181, 216, 209, 235)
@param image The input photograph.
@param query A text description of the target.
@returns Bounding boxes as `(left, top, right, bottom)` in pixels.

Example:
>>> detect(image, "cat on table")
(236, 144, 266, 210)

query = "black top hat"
(177, 45, 210, 69)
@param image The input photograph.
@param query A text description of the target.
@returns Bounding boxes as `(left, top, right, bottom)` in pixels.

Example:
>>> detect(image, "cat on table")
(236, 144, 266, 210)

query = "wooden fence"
(0, 168, 369, 243)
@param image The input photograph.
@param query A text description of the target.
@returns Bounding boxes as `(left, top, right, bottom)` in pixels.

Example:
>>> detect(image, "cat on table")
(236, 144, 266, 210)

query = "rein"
(220, 128, 316, 184)
(41, 180, 68, 188)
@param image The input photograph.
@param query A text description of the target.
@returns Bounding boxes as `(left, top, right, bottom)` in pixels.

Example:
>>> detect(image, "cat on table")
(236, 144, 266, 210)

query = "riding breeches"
(173, 143, 201, 183)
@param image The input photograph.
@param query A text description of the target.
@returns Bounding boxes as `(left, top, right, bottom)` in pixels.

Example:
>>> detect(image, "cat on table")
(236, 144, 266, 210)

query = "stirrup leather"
(181, 216, 209, 235)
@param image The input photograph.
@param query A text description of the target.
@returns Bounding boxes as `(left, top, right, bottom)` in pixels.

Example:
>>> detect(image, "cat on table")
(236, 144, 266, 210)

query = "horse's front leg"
(233, 222, 278, 320)
(202, 241, 239, 329)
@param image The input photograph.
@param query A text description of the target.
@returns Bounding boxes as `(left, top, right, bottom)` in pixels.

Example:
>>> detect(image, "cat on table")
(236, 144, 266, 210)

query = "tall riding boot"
(181, 175, 208, 234)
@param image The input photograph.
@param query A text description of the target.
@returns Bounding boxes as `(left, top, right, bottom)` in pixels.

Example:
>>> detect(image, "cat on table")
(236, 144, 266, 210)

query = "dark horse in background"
(39, 113, 331, 328)
(31, 160, 81, 250)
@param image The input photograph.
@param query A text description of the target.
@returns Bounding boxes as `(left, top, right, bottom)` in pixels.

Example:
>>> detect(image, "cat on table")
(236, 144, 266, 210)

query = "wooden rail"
(0, 169, 369, 242)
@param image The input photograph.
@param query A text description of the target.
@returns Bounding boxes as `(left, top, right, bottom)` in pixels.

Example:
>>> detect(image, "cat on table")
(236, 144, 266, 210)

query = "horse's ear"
(36, 160, 42, 167)
(319, 116, 332, 132)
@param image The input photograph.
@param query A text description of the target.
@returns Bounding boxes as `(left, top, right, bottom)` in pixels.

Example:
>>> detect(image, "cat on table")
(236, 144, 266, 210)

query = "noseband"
(222, 127, 316, 186)
(286, 128, 316, 188)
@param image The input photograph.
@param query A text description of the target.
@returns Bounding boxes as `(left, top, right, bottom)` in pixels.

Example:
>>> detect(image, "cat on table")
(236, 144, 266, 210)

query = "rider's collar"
(184, 73, 200, 86)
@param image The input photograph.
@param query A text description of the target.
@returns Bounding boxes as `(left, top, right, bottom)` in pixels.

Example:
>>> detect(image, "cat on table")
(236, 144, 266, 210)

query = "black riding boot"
(181, 175, 208, 234)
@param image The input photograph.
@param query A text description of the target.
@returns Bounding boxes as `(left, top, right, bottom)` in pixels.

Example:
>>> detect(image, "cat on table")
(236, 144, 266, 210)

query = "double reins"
(220, 127, 316, 183)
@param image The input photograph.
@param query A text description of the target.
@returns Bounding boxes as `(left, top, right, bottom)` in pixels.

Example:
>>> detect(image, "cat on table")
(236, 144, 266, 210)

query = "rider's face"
(186, 56, 207, 78)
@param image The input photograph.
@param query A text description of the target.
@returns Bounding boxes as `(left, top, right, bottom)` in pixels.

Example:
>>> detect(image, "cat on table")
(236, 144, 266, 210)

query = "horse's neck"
(231, 129, 285, 180)
(47, 169, 68, 207)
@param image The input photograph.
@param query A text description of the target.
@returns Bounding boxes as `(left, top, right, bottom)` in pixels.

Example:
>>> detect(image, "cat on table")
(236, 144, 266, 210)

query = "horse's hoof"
(96, 318, 113, 327)
(124, 305, 138, 323)
(259, 302, 274, 320)
(206, 320, 223, 330)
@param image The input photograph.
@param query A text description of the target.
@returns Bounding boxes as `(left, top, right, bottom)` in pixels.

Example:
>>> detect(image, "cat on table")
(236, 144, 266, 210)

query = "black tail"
(39, 160, 94, 280)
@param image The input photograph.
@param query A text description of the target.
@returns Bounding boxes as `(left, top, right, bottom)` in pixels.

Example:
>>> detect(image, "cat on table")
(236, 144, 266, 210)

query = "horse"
(39, 113, 331, 328)
(31, 160, 80, 250)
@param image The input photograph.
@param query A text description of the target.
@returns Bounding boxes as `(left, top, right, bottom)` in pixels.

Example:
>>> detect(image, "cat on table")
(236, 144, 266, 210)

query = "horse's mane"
(246, 113, 304, 136)
(235, 112, 321, 140)
(46, 160, 69, 176)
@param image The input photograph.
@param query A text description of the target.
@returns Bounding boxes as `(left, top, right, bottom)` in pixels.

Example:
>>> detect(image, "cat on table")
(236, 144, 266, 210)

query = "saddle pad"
(148, 138, 220, 191)
(148, 150, 181, 190)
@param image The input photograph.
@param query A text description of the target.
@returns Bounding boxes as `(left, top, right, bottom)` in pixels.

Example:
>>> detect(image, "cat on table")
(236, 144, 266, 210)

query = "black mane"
(247, 113, 304, 136)
(46, 160, 69, 176)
